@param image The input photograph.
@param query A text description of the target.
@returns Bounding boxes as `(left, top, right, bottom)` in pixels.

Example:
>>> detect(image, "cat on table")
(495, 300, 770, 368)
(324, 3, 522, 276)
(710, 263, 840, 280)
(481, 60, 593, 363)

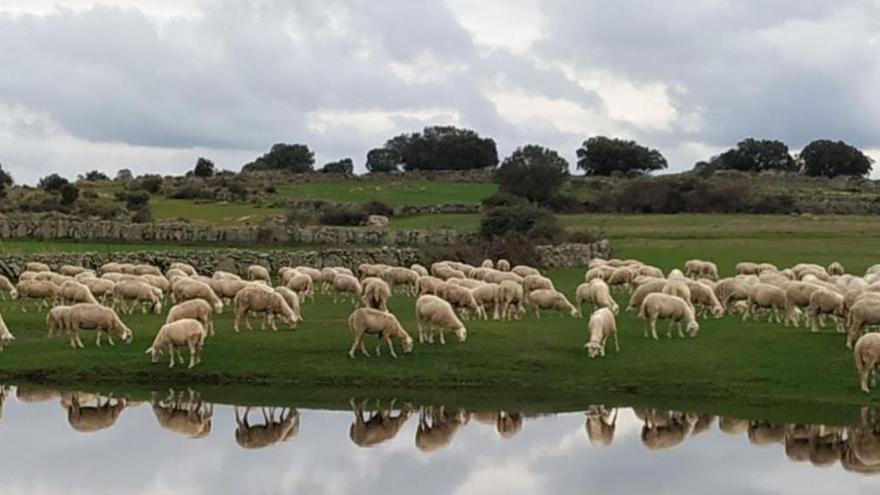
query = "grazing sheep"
(59, 265, 88, 277)
(485, 270, 523, 285)
(585, 266, 614, 283)
(662, 280, 693, 310)
(745, 283, 788, 323)
(431, 264, 466, 281)
(332, 274, 363, 304)
(362, 278, 392, 311)
(511, 265, 541, 278)
(285, 273, 315, 301)
(410, 264, 429, 277)
(584, 308, 619, 358)
(807, 289, 846, 333)
(145, 319, 207, 369)
(347, 307, 414, 358)
(172, 279, 223, 314)
(522, 274, 555, 293)
(576, 280, 619, 315)
(684, 260, 719, 280)
(416, 275, 445, 296)
(211, 278, 251, 304)
(415, 295, 467, 344)
(641, 411, 698, 451)
(60, 280, 99, 306)
(714, 277, 752, 310)
(234, 285, 297, 332)
(828, 262, 845, 276)
(496, 259, 511, 272)
(140, 274, 170, 293)
(639, 293, 699, 340)
(848, 299, 880, 349)
(113, 280, 163, 314)
(133, 264, 162, 276)
(319, 267, 339, 293)
(526, 289, 581, 318)
(382, 267, 419, 296)
(736, 262, 760, 276)
(213, 270, 242, 281)
(784, 281, 824, 326)
(25, 262, 51, 273)
(686, 280, 724, 318)
(45, 305, 72, 337)
(274, 287, 302, 322)
(168, 262, 197, 276)
(167, 299, 215, 337)
(626, 279, 666, 312)
(471, 283, 500, 320)
(16, 280, 60, 311)
(247, 265, 271, 283)
(0, 275, 17, 300)
(66, 303, 133, 348)
(234, 407, 300, 449)
(606, 267, 636, 292)
(495, 280, 525, 320)
(439, 282, 483, 320)
(0, 312, 14, 352)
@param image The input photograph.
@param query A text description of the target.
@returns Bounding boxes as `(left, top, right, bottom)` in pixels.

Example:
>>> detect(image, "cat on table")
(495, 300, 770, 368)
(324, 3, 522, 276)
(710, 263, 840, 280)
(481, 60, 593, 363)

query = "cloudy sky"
(1, 0, 880, 184)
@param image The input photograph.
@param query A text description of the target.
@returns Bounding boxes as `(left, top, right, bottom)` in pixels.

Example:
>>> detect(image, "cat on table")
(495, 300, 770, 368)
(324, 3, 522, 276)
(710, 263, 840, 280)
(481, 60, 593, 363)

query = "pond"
(0, 386, 878, 494)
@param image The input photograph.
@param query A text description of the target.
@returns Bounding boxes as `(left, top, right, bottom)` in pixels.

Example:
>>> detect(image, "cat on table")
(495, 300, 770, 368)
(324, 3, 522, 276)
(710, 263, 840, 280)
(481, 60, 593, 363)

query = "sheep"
(66, 303, 133, 348)
(113, 280, 163, 315)
(415, 295, 467, 344)
(59, 265, 88, 277)
(145, 319, 207, 369)
(522, 274, 555, 293)
(234, 407, 300, 449)
(854, 333, 880, 393)
(807, 289, 846, 333)
(584, 308, 619, 358)
(45, 305, 72, 337)
(639, 293, 699, 340)
(686, 280, 724, 318)
(447, 278, 483, 289)
(66, 394, 128, 433)
(358, 263, 390, 280)
(247, 265, 271, 283)
(783, 281, 824, 326)
(140, 274, 171, 293)
(168, 262, 197, 276)
(684, 259, 718, 280)
(285, 273, 315, 301)
(736, 262, 760, 276)
(471, 283, 500, 320)
(233, 285, 297, 332)
(133, 264, 162, 276)
(511, 265, 541, 278)
(714, 277, 752, 310)
(274, 287, 303, 323)
(495, 280, 525, 320)
(485, 270, 523, 285)
(576, 279, 619, 315)
(60, 280, 99, 306)
(828, 262, 845, 276)
(166, 299, 215, 337)
(381, 267, 419, 296)
(606, 267, 636, 292)
(745, 283, 788, 323)
(319, 267, 339, 292)
(481, 259, 494, 269)
(25, 262, 51, 273)
(410, 264, 429, 277)
(439, 282, 483, 320)
(847, 299, 880, 349)
(667, 268, 686, 280)
(415, 406, 470, 452)
(211, 278, 251, 304)
(526, 289, 581, 318)
(362, 278, 392, 311)
(585, 406, 618, 447)
(347, 307, 414, 358)
(496, 259, 511, 272)
(332, 274, 362, 304)
(626, 279, 666, 312)
(0, 274, 17, 300)
(416, 275, 444, 296)
(150, 390, 213, 439)
(0, 312, 14, 352)
(15, 280, 60, 311)
(662, 280, 693, 310)
(432, 264, 466, 281)
(585, 265, 615, 283)
(165, 268, 189, 282)
(293, 266, 322, 284)
(171, 279, 223, 314)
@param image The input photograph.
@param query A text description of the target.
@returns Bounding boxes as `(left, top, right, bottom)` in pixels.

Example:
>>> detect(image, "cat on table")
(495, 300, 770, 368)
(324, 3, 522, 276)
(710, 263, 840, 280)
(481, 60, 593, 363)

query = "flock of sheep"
(2, 385, 879, 473)
(1, 255, 880, 392)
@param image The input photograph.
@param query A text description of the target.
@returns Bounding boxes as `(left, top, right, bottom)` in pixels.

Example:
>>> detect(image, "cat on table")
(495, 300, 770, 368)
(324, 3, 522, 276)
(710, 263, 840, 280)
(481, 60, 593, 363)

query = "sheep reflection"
(415, 406, 470, 453)
(635, 408, 698, 451)
(348, 399, 412, 448)
(584, 405, 617, 448)
(234, 406, 299, 449)
(0, 385, 9, 420)
(64, 392, 128, 433)
(151, 389, 213, 440)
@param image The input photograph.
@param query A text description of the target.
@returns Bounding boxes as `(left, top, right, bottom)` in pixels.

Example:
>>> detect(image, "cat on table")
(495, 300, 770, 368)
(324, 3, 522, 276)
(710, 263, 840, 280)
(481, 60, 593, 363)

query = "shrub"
(123, 191, 150, 211)
(544, 194, 587, 213)
(319, 206, 368, 226)
(59, 184, 79, 205)
(169, 183, 213, 200)
(193, 157, 216, 178)
(321, 158, 354, 174)
(131, 207, 151, 223)
(362, 200, 393, 217)
(567, 229, 601, 244)
(38, 174, 69, 192)
(130, 174, 164, 194)
(495, 145, 569, 203)
(481, 191, 527, 208)
(479, 203, 560, 241)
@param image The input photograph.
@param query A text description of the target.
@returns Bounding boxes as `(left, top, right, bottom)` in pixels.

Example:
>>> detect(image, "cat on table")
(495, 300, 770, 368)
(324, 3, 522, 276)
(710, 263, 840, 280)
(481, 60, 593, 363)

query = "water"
(0, 386, 878, 494)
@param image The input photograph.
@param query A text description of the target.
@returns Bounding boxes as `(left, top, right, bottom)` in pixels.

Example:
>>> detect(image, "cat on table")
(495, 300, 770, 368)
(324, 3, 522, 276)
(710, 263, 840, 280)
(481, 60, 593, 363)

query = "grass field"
(277, 180, 497, 205)
(149, 199, 284, 225)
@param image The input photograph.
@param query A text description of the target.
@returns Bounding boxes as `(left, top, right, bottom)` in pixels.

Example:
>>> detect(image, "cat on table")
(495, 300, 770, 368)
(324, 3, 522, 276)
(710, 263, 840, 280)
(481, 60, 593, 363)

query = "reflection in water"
(1, 387, 880, 493)
(234, 406, 300, 449)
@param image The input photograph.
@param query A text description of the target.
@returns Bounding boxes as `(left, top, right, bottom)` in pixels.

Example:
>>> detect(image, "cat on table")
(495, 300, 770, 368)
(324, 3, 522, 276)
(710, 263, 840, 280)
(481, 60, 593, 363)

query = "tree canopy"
(365, 148, 401, 172)
(799, 140, 873, 178)
(0, 162, 12, 199)
(193, 157, 216, 178)
(242, 143, 314, 173)
(711, 138, 796, 172)
(377, 126, 498, 171)
(576, 136, 667, 176)
(320, 158, 354, 174)
(81, 170, 109, 181)
(495, 145, 569, 203)
(38, 173, 70, 192)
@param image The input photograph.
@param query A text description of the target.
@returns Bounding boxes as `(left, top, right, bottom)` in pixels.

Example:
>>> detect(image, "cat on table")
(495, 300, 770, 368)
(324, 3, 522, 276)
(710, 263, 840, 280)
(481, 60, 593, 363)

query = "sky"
(1, 0, 880, 184)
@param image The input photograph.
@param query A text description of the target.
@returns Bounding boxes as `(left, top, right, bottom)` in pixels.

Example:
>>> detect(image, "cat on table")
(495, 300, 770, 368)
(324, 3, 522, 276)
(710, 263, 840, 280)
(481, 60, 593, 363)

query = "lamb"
(415, 295, 467, 344)
(526, 289, 581, 318)
(626, 280, 666, 312)
(471, 283, 500, 320)
(60, 280, 99, 306)
(576, 280, 619, 315)
(332, 274, 362, 304)
(247, 265, 271, 283)
(584, 308, 619, 358)
(0, 275, 17, 300)
(145, 319, 207, 369)
(0, 312, 14, 352)
(639, 293, 699, 340)
(847, 299, 880, 349)
(362, 278, 392, 311)
(807, 289, 846, 333)
(745, 283, 788, 323)
(347, 307, 414, 358)
(522, 274, 555, 293)
(495, 280, 525, 320)
(172, 279, 223, 314)
(274, 287, 302, 323)
(854, 333, 880, 393)
(15, 280, 60, 311)
(234, 285, 298, 332)
(113, 280, 163, 315)
(166, 299, 215, 337)
(381, 267, 419, 296)
(66, 303, 133, 348)
(45, 305, 72, 337)
(439, 282, 483, 320)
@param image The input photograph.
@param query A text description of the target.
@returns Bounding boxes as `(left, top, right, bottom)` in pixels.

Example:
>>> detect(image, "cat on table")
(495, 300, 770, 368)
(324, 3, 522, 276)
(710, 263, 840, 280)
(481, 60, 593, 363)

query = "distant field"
(150, 199, 283, 225)
(277, 180, 497, 205)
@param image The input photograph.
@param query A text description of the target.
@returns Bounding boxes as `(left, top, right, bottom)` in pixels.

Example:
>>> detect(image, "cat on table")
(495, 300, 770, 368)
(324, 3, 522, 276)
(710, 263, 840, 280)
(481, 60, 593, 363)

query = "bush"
(130, 174, 164, 194)
(122, 191, 150, 211)
(59, 184, 79, 205)
(495, 144, 568, 203)
(362, 200, 393, 217)
(193, 157, 216, 178)
(319, 206, 368, 226)
(169, 183, 213, 200)
(479, 203, 561, 242)
(131, 207, 151, 223)
(567, 229, 601, 244)
(76, 201, 124, 220)
(38, 173, 69, 192)
(544, 194, 587, 213)
(481, 191, 527, 208)
(321, 158, 354, 174)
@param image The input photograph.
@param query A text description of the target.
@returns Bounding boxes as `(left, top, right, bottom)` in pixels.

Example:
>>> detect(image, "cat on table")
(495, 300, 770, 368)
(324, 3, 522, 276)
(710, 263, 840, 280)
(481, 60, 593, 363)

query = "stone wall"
(0, 242, 611, 280)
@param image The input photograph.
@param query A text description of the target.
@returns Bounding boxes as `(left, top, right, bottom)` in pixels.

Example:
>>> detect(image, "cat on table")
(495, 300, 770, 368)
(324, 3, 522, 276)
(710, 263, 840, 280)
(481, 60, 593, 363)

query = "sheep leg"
(168, 344, 176, 368)
(96, 331, 103, 347)
(386, 336, 398, 358)
(359, 337, 370, 356)
(177, 348, 185, 365)
(245, 311, 254, 331)
(233, 309, 241, 333)
(188, 342, 197, 369)
(439, 329, 446, 345)
(348, 332, 363, 358)
(613, 330, 620, 352)
(650, 319, 659, 340)
(417, 321, 426, 344)
(108, 335, 115, 346)
(269, 313, 278, 332)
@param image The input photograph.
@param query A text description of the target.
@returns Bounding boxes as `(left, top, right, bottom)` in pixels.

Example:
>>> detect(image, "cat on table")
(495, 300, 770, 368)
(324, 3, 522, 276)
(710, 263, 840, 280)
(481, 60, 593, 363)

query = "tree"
(0, 162, 12, 199)
(320, 158, 354, 174)
(711, 138, 796, 172)
(377, 126, 498, 171)
(38, 173, 70, 192)
(799, 140, 873, 178)
(193, 157, 216, 178)
(479, 203, 564, 244)
(123, 191, 150, 211)
(242, 143, 314, 173)
(365, 148, 401, 172)
(115, 169, 133, 182)
(576, 136, 667, 176)
(495, 145, 569, 203)
(59, 183, 79, 205)
(81, 170, 109, 181)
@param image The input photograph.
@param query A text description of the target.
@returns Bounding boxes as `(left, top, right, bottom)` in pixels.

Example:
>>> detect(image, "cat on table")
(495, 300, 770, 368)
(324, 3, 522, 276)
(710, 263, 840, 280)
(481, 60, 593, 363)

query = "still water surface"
(0, 386, 878, 494)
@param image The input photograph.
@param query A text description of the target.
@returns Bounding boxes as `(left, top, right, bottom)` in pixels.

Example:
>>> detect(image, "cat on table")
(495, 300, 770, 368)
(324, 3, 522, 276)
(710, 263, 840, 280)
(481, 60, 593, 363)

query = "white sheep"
(113, 280, 163, 314)
(381, 267, 419, 296)
(145, 319, 207, 369)
(45, 305, 72, 337)
(511, 265, 541, 278)
(66, 303, 133, 348)
(471, 283, 500, 320)
(0, 275, 17, 300)
(496, 259, 511, 272)
(25, 262, 51, 273)
(347, 307, 414, 358)
(172, 279, 223, 314)
(745, 283, 788, 323)
(686, 280, 724, 318)
(807, 289, 846, 333)
(274, 287, 303, 323)
(15, 280, 60, 311)
(439, 282, 483, 320)
(526, 289, 581, 318)
(234, 285, 297, 332)
(639, 293, 699, 340)
(60, 280, 99, 306)
(626, 279, 666, 312)
(362, 278, 392, 311)
(584, 308, 619, 358)
(168, 262, 197, 276)
(410, 264, 429, 277)
(285, 273, 314, 301)
(576, 280, 619, 315)
(847, 299, 880, 349)
(854, 333, 880, 393)
(415, 295, 467, 344)
(332, 274, 362, 304)
(166, 299, 215, 337)
(417, 275, 445, 296)
(0, 311, 15, 352)
(247, 265, 271, 283)
(211, 278, 251, 304)
(522, 274, 555, 293)
(213, 270, 242, 281)
(828, 262, 845, 276)
(495, 280, 525, 320)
